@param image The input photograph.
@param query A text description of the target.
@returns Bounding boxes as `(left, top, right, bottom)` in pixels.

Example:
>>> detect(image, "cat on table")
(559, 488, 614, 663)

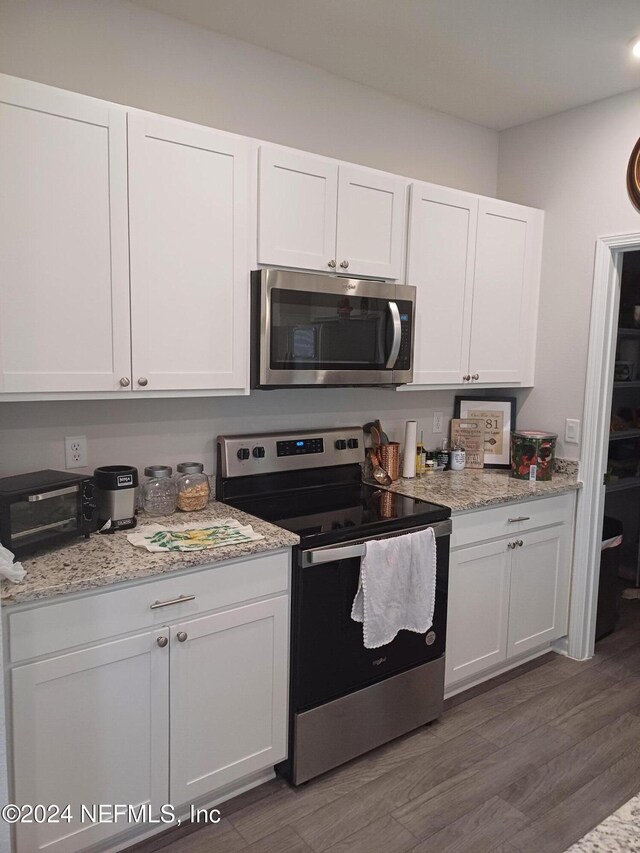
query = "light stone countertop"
(371, 468, 581, 514)
(1, 502, 299, 606)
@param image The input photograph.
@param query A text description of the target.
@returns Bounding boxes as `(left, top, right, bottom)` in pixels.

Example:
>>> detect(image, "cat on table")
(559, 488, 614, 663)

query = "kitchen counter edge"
(1, 502, 299, 607)
(372, 469, 581, 514)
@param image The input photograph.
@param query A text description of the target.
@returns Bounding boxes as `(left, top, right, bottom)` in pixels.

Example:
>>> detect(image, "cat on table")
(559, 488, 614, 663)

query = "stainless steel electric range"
(216, 427, 451, 785)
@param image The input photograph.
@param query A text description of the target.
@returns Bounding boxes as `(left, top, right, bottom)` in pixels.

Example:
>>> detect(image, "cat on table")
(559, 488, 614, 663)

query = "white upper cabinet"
(258, 146, 407, 279)
(0, 76, 131, 393)
(335, 166, 406, 279)
(407, 183, 477, 384)
(469, 198, 542, 385)
(258, 147, 338, 272)
(406, 186, 542, 388)
(128, 113, 250, 391)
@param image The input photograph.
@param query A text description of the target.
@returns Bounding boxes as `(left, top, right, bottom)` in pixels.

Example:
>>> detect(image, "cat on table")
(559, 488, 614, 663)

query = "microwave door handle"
(27, 485, 80, 502)
(385, 301, 402, 368)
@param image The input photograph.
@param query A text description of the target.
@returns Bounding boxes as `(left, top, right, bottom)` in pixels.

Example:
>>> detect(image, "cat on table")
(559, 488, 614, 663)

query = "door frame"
(570, 231, 640, 659)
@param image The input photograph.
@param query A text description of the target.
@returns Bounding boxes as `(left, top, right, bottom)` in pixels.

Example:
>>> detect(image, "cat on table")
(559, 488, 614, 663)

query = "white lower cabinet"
(446, 539, 511, 685)
(445, 495, 574, 691)
(7, 554, 290, 853)
(170, 597, 289, 806)
(11, 630, 169, 853)
(507, 526, 569, 657)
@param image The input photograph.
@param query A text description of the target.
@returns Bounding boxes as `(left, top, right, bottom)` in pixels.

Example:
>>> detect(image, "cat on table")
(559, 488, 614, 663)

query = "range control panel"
(218, 428, 364, 478)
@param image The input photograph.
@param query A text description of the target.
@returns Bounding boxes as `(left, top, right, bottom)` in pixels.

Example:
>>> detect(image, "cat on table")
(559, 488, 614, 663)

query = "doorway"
(572, 233, 640, 660)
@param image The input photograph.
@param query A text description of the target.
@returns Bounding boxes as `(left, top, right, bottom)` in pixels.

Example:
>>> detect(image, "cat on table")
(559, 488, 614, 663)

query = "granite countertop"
(1, 503, 299, 606)
(373, 468, 581, 513)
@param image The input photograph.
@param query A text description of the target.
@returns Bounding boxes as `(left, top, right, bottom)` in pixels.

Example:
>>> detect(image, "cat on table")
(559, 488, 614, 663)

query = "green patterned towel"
(127, 519, 264, 552)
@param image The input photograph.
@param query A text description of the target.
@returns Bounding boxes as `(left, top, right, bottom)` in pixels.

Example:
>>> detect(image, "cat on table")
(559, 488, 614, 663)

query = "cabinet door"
(446, 539, 510, 687)
(336, 166, 407, 280)
(406, 183, 477, 384)
(258, 146, 338, 271)
(170, 596, 289, 806)
(468, 199, 542, 385)
(0, 76, 130, 393)
(507, 525, 570, 657)
(11, 630, 169, 853)
(129, 112, 250, 391)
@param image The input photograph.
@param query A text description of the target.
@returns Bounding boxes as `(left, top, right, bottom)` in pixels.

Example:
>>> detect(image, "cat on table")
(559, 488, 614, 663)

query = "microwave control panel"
(395, 307, 413, 371)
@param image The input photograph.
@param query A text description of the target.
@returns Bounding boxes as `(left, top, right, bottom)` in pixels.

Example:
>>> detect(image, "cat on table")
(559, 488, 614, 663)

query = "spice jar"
(141, 465, 177, 516)
(176, 462, 210, 512)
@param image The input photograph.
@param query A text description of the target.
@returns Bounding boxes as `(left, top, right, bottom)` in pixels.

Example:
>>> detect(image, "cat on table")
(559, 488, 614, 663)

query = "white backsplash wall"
(0, 390, 460, 481)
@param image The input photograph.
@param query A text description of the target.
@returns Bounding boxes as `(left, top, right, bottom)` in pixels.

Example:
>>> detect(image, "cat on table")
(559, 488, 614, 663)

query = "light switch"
(565, 419, 580, 444)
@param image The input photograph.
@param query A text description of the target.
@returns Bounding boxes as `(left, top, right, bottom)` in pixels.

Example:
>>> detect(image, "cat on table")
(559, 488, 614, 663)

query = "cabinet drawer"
(451, 494, 574, 550)
(7, 551, 290, 663)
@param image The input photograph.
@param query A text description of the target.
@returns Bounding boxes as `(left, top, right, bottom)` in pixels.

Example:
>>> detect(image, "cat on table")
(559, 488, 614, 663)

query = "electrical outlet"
(564, 419, 580, 444)
(433, 412, 444, 434)
(65, 435, 88, 469)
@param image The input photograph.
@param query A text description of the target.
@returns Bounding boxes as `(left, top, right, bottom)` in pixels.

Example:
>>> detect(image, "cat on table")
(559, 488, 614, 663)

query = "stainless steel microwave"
(251, 269, 416, 388)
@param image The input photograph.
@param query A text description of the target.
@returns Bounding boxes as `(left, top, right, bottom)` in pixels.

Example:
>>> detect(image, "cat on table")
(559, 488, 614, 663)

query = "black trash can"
(596, 516, 623, 641)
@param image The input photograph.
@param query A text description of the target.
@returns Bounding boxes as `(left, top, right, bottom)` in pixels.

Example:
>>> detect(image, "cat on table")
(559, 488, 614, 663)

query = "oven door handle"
(303, 543, 367, 566)
(300, 519, 452, 567)
(385, 301, 402, 369)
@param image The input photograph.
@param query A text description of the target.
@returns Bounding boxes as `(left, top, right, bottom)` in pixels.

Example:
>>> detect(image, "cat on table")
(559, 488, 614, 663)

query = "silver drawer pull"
(150, 594, 195, 610)
(508, 516, 530, 523)
(28, 485, 80, 502)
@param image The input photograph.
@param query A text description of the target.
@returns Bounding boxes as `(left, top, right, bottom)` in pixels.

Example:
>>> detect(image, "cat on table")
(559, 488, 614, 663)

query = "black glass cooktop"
(226, 483, 450, 548)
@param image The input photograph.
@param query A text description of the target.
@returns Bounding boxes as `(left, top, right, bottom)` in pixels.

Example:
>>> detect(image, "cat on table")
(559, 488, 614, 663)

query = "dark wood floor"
(130, 598, 640, 853)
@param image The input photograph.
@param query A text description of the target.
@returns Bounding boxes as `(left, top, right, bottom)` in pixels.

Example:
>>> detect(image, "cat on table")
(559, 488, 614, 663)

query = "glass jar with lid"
(176, 462, 210, 512)
(141, 465, 177, 516)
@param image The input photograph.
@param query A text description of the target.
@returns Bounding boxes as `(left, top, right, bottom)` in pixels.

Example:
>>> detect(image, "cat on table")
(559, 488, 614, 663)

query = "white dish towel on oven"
(351, 527, 437, 649)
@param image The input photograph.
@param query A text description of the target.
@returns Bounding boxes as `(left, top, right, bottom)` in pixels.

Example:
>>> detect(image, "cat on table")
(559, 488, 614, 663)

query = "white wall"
(498, 87, 640, 460)
(0, 0, 498, 195)
(0, 0, 499, 479)
(0, 390, 456, 480)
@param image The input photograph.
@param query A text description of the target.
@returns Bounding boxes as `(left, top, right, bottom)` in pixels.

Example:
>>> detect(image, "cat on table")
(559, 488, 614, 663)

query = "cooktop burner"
(224, 482, 449, 547)
(216, 426, 451, 546)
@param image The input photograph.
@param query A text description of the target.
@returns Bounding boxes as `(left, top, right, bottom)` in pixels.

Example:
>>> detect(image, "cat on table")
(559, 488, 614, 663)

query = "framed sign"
(453, 396, 517, 469)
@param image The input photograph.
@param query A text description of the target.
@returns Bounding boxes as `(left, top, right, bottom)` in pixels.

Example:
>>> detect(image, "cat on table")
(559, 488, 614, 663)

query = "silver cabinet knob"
(463, 374, 471, 382)
(119, 377, 130, 387)
(472, 373, 480, 381)
(327, 259, 336, 269)
(138, 377, 148, 387)
(517, 539, 523, 547)
(339, 260, 349, 269)
(507, 541, 514, 550)
(176, 631, 188, 643)
(156, 636, 168, 648)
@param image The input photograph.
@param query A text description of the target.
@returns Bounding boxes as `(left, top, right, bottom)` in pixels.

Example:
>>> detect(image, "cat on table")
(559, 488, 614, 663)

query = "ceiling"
(131, 0, 640, 130)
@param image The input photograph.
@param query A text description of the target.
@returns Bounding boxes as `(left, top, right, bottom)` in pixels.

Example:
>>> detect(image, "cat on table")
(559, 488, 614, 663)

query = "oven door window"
(270, 288, 406, 371)
(10, 492, 80, 549)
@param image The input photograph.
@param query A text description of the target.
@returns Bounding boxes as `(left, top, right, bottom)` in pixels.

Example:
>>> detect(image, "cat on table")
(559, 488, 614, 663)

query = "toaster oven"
(0, 470, 96, 557)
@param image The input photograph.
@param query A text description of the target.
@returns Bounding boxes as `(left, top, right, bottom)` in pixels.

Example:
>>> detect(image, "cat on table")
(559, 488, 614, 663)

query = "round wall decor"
(627, 136, 640, 211)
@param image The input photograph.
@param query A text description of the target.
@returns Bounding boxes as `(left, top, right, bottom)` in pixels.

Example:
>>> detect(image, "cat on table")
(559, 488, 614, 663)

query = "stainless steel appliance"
(93, 465, 138, 532)
(216, 427, 451, 785)
(0, 470, 96, 556)
(252, 269, 416, 388)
